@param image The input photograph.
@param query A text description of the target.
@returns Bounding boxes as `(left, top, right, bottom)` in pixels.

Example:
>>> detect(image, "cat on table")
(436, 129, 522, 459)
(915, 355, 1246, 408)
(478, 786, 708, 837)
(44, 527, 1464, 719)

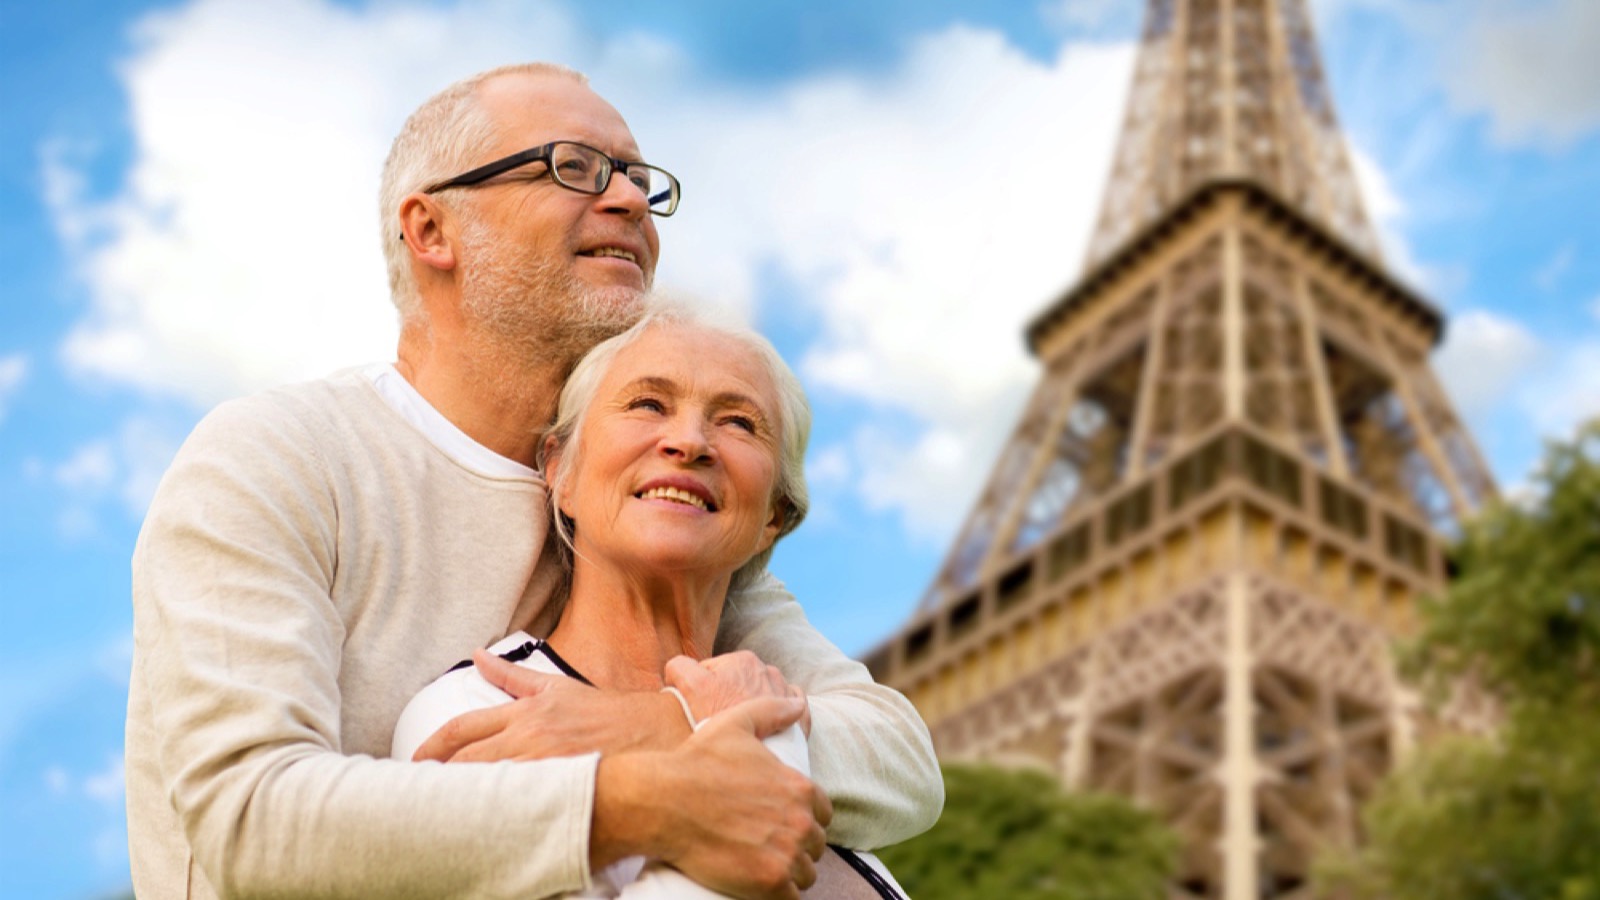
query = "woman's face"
(551, 323, 786, 584)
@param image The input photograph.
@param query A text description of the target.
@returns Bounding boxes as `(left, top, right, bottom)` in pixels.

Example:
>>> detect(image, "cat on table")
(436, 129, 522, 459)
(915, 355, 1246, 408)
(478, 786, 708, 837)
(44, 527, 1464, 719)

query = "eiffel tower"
(863, 1, 1496, 896)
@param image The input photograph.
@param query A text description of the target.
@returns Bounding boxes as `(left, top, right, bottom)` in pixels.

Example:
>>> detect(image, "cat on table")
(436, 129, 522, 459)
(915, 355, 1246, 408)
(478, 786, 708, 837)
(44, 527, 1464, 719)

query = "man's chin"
(579, 283, 650, 328)
(587, 280, 649, 307)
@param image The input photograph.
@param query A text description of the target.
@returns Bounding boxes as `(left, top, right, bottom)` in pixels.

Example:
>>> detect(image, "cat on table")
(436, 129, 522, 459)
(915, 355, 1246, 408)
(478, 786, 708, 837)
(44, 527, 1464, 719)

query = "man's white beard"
(457, 220, 646, 376)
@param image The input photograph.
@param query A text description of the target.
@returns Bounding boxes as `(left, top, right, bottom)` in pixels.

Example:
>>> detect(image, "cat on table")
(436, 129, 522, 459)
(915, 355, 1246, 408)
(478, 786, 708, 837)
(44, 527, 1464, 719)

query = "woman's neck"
(544, 565, 730, 692)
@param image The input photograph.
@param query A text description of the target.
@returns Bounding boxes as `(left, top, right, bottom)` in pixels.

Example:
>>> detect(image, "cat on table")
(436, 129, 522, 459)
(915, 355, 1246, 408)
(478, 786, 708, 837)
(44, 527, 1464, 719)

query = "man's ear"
(397, 193, 457, 274)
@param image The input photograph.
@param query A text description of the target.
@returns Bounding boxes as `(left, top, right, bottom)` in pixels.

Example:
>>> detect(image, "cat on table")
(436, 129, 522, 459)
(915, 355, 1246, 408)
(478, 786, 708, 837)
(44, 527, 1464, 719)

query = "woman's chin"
(594, 526, 755, 582)
(600, 547, 743, 589)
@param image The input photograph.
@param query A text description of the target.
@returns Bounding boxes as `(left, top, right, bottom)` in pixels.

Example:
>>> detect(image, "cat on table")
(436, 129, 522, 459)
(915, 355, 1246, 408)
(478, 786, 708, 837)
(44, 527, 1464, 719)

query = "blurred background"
(2, 0, 1597, 897)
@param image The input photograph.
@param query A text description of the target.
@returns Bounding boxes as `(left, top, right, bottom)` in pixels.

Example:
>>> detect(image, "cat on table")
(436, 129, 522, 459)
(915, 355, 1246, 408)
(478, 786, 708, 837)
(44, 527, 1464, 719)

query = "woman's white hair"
(540, 298, 811, 591)
(378, 62, 587, 324)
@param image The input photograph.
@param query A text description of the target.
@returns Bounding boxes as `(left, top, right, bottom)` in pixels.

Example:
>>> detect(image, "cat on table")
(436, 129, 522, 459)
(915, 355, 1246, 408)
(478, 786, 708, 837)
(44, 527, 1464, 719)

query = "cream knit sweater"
(126, 367, 939, 899)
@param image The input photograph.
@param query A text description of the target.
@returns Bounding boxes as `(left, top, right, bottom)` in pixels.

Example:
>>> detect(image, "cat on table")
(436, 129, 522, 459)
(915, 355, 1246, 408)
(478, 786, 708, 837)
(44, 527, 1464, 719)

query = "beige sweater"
(126, 368, 939, 899)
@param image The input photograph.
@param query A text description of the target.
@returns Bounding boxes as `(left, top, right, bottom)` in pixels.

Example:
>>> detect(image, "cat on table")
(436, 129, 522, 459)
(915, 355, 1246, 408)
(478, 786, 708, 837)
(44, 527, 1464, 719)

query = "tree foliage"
(876, 763, 1179, 900)
(1317, 421, 1600, 899)
(1406, 420, 1600, 713)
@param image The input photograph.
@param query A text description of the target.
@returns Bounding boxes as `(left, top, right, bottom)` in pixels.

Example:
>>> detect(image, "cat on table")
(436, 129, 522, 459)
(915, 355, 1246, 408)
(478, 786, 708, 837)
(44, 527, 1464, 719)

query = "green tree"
(1317, 420, 1600, 899)
(876, 763, 1179, 900)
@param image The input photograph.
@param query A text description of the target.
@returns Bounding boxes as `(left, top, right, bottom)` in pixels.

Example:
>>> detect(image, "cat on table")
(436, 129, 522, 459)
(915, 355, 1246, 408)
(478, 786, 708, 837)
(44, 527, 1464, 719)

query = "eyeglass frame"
(418, 140, 681, 216)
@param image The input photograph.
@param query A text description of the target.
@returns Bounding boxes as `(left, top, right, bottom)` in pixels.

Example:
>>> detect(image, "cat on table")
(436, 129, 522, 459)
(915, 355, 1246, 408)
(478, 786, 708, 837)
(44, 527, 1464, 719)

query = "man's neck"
(395, 329, 569, 468)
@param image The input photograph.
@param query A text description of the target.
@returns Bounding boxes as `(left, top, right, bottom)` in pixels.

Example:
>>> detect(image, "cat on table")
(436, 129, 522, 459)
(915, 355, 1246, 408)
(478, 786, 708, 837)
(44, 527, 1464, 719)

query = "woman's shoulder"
(388, 632, 555, 760)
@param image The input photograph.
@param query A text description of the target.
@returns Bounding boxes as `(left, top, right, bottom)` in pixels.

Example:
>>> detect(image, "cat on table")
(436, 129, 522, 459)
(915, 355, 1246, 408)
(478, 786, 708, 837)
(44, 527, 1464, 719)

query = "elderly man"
(126, 62, 939, 899)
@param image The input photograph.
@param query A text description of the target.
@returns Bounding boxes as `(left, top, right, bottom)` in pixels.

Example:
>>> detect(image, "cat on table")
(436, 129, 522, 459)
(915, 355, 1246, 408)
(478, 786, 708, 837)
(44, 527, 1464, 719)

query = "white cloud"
(806, 445, 851, 489)
(1534, 242, 1575, 290)
(48, 0, 1135, 543)
(37, 754, 129, 868)
(116, 417, 182, 518)
(1311, 0, 1435, 28)
(1526, 341, 1600, 435)
(53, 439, 119, 540)
(1039, 0, 1123, 32)
(39, 139, 103, 248)
(1444, 0, 1600, 148)
(854, 424, 974, 543)
(44, 765, 71, 794)
(849, 404, 1026, 544)
(95, 632, 137, 689)
(56, 506, 100, 541)
(82, 755, 126, 807)
(0, 354, 27, 425)
(1348, 141, 1435, 290)
(1434, 309, 1541, 419)
(795, 444, 853, 531)
(1349, 141, 1404, 226)
(46, 417, 185, 538)
(54, 442, 117, 492)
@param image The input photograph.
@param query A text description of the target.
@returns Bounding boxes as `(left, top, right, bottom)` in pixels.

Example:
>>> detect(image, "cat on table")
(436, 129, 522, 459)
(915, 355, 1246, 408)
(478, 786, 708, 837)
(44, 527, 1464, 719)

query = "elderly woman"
(392, 304, 911, 899)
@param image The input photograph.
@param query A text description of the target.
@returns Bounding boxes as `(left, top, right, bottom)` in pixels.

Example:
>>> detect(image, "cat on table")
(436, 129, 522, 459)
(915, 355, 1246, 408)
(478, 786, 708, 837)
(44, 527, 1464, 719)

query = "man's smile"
(580, 246, 638, 264)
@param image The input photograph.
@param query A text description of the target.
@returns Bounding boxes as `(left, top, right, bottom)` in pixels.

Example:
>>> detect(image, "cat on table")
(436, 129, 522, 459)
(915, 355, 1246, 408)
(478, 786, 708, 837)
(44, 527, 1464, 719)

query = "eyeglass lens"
(549, 143, 676, 215)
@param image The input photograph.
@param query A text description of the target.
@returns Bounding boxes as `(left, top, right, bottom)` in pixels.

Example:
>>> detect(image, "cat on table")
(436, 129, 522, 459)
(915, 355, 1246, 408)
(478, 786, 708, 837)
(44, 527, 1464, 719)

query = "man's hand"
(412, 650, 692, 762)
(666, 651, 813, 736)
(594, 696, 832, 899)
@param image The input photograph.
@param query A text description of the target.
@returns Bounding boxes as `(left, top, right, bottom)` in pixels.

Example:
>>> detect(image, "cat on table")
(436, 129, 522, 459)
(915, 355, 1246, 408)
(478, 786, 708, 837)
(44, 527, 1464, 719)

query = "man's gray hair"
(379, 62, 588, 324)
(541, 298, 812, 591)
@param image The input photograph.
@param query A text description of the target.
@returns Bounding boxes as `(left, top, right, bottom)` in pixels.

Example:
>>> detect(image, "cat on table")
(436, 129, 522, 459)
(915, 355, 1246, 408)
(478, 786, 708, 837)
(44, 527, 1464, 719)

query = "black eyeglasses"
(421, 140, 681, 216)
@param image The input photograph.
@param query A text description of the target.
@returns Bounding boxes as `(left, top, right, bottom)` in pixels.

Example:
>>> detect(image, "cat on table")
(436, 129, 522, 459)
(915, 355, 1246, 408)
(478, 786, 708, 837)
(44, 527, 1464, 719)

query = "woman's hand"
(666, 651, 813, 735)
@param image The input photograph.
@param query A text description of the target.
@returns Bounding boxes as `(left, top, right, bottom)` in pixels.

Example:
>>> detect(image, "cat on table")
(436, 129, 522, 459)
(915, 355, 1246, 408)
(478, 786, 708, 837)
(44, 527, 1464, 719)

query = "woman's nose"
(659, 417, 713, 462)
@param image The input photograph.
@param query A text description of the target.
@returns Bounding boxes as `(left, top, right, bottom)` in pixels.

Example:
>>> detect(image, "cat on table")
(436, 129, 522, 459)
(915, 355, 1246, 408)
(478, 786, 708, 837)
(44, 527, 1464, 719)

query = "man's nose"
(595, 172, 650, 219)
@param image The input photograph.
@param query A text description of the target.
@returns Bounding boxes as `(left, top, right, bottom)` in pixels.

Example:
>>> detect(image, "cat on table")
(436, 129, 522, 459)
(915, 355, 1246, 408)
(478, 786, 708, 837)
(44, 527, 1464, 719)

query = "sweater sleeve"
(131, 396, 596, 898)
(716, 572, 944, 849)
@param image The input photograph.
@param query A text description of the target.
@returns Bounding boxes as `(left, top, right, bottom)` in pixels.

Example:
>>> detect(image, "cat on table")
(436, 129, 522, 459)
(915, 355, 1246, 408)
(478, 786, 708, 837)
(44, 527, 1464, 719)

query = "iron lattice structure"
(863, 1, 1496, 897)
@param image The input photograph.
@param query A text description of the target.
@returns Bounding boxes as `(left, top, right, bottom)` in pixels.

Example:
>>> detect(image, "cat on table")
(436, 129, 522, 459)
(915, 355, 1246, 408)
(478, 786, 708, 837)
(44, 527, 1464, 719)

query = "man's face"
(452, 74, 662, 353)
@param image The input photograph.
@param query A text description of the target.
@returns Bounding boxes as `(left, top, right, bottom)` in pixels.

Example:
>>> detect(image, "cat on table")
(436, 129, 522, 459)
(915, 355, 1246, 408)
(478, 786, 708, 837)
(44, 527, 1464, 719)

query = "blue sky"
(2, 0, 1597, 896)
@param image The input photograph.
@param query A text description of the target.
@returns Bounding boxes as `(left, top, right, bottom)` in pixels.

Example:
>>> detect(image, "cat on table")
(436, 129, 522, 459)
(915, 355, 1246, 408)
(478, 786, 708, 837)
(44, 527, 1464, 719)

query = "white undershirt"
(362, 363, 540, 481)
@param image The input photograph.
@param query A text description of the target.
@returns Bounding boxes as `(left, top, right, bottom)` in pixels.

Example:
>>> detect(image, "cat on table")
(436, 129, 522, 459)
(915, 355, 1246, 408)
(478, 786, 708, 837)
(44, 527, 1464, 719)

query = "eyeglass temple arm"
(424, 146, 550, 193)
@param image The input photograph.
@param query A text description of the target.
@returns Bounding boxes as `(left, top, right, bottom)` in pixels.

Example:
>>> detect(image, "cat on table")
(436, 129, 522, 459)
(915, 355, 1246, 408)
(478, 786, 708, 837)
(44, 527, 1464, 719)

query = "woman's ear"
(542, 436, 571, 517)
(755, 497, 788, 555)
(540, 434, 562, 474)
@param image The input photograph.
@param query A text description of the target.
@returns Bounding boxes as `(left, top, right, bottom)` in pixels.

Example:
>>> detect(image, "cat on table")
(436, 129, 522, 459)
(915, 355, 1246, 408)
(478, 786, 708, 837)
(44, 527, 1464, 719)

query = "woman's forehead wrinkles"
(616, 375, 678, 395)
(709, 390, 772, 418)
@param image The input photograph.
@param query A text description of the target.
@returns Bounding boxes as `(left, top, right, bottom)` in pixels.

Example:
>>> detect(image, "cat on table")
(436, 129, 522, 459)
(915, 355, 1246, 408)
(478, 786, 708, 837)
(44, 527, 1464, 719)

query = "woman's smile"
(633, 475, 717, 512)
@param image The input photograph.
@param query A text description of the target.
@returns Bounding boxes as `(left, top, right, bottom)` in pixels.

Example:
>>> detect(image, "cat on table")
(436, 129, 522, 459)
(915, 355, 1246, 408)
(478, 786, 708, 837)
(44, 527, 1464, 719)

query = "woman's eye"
(627, 397, 665, 413)
(722, 415, 756, 433)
